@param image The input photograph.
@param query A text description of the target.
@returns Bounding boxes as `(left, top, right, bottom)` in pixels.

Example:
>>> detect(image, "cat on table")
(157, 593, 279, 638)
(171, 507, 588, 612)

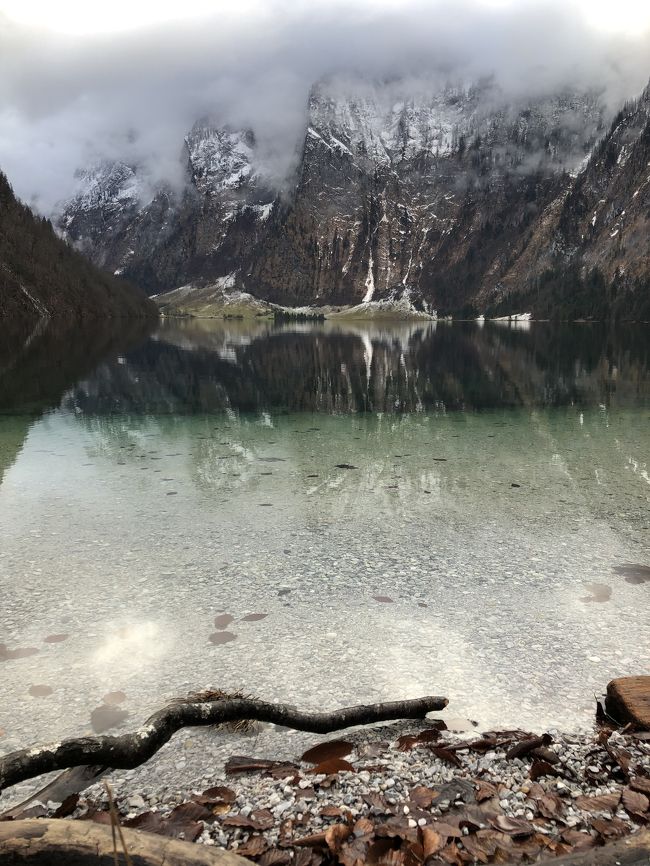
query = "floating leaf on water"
(580, 582, 612, 603)
(242, 613, 268, 622)
(90, 704, 129, 733)
(102, 690, 127, 705)
(613, 563, 650, 584)
(28, 684, 53, 697)
(335, 464, 357, 470)
(209, 631, 237, 645)
(302, 740, 353, 764)
(43, 634, 69, 643)
(373, 595, 394, 603)
(0, 644, 40, 661)
(214, 613, 235, 629)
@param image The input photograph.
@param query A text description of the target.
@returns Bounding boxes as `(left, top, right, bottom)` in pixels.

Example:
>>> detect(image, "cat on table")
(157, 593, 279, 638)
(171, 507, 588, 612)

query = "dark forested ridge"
(0, 171, 155, 328)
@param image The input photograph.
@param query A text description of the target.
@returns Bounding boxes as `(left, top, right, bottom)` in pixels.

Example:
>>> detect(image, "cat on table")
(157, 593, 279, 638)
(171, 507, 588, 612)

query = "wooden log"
(0, 694, 447, 793)
(537, 829, 650, 866)
(0, 818, 252, 865)
(606, 676, 650, 729)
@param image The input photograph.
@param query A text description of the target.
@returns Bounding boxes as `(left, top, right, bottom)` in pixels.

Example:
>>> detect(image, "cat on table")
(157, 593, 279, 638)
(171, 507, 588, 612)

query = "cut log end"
(606, 676, 650, 729)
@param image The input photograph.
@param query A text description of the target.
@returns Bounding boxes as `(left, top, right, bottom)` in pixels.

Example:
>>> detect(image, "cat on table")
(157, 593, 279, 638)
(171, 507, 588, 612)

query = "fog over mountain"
(1, 0, 649, 212)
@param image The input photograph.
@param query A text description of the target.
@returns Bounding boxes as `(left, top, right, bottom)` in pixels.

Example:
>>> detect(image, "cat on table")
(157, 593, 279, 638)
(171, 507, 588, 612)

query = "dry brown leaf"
(237, 835, 270, 858)
(536, 792, 563, 819)
(363, 793, 393, 814)
(631, 777, 650, 796)
(377, 849, 406, 866)
(321, 806, 346, 818)
(258, 850, 292, 866)
(474, 780, 498, 803)
(198, 784, 236, 803)
(560, 830, 596, 850)
(302, 740, 354, 764)
(430, 746, 463, 768)
(309, 757, 355, 775)
(488, 815, 534, 837)
(506, 734, 552, 761)
(421, 827, 445, 857)
(429, 822, 463, 839)
(529, 760, 557, 781)
(225, 756, 298, 776)
(353, 817, 375, 838)
(622, 786, 650, 818)
(575, 791, 621, 813)
(410, 785, 438, 808)
(591, 816, 628, 838)
(438, 842, 464, 865)
(293, 833, 328, 848)
(461, 834, 494, 863)
(325, 823, 353, 852)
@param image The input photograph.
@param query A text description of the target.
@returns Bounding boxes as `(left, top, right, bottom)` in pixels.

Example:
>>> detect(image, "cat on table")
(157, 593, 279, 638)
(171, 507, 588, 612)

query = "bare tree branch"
(0, 695, 447, 794)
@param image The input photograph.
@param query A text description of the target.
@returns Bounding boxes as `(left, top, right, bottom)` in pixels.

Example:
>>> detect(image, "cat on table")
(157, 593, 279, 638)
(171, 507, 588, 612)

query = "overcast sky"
(1, 0, 649, 213)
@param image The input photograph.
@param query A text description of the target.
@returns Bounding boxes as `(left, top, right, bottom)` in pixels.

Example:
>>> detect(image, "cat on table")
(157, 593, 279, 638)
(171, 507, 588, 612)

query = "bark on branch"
(0, 695, 447, 793)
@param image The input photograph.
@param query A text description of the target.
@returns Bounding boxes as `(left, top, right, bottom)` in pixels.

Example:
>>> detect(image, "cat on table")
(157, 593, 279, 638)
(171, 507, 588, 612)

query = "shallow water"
(1, 318, 649, 766)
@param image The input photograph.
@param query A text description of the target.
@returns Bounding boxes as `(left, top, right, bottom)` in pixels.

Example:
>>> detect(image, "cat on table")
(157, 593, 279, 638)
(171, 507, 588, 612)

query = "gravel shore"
(8, 720, 650, 864)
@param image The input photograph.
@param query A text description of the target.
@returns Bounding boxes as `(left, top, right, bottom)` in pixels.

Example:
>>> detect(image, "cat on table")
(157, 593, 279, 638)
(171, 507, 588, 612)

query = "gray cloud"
(0, 0, 648, 212)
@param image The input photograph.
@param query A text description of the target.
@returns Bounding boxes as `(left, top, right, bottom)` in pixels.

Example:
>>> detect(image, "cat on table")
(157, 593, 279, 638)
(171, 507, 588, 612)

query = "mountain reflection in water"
(56, 319, 650, 417)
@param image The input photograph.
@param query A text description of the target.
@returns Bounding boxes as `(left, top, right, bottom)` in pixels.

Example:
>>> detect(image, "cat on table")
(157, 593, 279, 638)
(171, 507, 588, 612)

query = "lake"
(1, 317, 649, 766)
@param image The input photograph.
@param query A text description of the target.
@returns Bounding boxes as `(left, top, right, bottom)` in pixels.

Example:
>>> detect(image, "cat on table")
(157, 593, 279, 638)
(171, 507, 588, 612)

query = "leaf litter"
(38, 724, 650, 865)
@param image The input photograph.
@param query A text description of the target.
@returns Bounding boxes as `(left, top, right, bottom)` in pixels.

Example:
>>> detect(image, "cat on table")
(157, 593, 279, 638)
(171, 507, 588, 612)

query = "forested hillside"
(0, 171, 155, 327)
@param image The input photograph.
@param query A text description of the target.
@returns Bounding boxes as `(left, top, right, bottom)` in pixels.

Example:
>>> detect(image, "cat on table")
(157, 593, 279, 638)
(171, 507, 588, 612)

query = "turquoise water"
(0, 319, 649, 760)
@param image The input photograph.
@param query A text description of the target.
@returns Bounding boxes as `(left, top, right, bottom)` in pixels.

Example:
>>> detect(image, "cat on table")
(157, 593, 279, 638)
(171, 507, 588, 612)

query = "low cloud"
(0, 0, 648, 212)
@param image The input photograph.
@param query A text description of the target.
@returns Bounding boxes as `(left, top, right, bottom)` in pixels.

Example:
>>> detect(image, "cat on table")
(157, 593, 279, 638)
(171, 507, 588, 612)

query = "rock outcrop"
(56, 73, 650, 319)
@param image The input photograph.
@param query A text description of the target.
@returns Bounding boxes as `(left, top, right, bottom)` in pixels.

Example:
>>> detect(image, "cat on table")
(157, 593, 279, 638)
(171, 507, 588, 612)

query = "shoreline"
(4, 719, 649, 863)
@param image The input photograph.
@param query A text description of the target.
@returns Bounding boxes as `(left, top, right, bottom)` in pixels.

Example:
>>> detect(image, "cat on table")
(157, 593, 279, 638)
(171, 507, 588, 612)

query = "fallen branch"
(0, 695, 447, 793)
(0, 818, 252, 865)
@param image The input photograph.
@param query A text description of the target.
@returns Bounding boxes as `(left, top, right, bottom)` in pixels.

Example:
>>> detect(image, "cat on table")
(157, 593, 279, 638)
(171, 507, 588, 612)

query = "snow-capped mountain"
(55, 72, 649, 318)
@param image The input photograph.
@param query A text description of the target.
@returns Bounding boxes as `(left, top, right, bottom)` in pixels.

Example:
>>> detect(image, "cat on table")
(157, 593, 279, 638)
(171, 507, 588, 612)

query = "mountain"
(0, 171, 155, 328)
(486, 80, 650, 320)
(55, 74, 649, 319)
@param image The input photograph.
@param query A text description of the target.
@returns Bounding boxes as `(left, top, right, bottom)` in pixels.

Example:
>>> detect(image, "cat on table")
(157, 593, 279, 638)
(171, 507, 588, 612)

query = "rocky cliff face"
(56, 74, 649, 318)
(487, 81, 650, 319)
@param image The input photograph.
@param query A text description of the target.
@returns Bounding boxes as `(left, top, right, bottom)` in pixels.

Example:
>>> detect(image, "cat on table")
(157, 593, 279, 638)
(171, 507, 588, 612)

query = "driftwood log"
(0, 695, 447, 794)
(0, 818, 252, 865)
